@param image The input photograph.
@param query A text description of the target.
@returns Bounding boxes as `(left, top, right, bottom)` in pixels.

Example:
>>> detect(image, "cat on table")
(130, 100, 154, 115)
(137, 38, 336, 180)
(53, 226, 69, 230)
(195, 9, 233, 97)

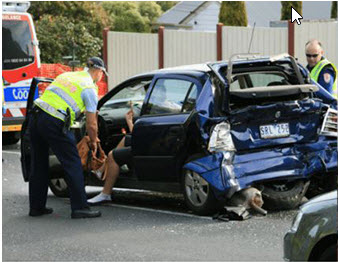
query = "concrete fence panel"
(294, 20, 338, 67)
(107, 32, 158, 88)
(222, 26, 288, 60)
(164, 30, 216, 68)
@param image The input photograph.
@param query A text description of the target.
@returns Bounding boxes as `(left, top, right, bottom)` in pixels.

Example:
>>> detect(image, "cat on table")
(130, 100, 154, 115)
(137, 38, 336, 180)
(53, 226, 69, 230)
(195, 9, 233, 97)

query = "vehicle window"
(2, 20, 34, 70)
(230, 75, 245, 90)
(249, 73, 287, 87)
(231, 72, 289, 91)
(182, 84, 198, 113)
(144, 78, 194, 115)
(100, 81, 150, 111)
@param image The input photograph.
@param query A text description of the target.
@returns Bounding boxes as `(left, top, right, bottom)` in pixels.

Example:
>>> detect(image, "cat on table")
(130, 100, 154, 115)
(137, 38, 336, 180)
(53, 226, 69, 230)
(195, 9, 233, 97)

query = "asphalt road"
(2, 142, 297, 261)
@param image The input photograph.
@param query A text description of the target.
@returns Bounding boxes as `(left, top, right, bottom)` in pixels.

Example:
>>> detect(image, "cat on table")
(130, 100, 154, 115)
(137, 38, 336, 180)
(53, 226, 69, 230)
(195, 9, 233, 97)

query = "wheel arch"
(308, 234, 337, 261)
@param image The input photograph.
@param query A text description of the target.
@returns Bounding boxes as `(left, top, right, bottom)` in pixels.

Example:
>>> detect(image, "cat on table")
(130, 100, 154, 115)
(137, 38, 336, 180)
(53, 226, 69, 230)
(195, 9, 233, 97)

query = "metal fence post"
(217, 23, 223, 61)
(158, 26, 164, 69)
(288, 20, 295, 57)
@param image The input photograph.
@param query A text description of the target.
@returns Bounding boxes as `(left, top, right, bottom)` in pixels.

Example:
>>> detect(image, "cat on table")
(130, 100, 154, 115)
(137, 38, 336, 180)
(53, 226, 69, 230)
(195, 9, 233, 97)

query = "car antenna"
(248, 22, 256, 54)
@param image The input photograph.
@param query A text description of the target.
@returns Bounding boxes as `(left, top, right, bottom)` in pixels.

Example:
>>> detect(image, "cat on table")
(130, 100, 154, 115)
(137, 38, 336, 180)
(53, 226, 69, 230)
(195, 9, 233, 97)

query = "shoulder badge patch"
(323, 73, 332, 84)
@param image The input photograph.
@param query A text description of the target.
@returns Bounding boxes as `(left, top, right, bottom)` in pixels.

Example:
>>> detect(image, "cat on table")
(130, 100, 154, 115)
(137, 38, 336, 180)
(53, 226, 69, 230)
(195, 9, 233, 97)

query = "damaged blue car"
(21, 54, 337, 215)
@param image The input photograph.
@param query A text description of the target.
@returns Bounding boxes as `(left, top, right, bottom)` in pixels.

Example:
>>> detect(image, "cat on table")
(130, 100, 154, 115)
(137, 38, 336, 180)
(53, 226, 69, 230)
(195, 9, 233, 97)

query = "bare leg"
(88, 137, 127, 204)
(94, 137, 125, 175)
(101, 151, 120, 195)
(101, 137, 125, 195)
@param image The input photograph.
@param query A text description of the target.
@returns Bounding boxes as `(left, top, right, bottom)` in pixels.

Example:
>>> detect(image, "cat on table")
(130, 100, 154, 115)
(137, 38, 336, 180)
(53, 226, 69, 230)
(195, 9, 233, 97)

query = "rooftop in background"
(155, 1, 334, 30)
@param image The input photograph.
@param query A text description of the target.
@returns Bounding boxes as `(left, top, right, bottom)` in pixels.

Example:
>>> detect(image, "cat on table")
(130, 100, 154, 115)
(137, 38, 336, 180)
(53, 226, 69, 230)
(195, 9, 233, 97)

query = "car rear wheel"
(182, 169, 221, 215)
(262, 180, 309, 210)
(49, 178, 70, 198)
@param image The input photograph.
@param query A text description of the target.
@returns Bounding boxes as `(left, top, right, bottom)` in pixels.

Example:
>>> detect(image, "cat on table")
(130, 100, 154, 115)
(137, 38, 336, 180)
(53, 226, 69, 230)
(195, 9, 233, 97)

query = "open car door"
(20, 77, 53, 182)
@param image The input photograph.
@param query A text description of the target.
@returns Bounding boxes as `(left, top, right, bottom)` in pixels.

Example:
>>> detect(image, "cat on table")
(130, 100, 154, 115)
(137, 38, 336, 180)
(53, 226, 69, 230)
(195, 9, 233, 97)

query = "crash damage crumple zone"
(184, 99, 337, 199)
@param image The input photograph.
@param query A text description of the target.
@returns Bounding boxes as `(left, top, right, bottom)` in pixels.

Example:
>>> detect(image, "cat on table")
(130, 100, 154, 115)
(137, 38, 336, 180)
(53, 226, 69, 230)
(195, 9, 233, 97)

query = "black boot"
(71, 207, 101, 219)
(29, 207, 54, 217)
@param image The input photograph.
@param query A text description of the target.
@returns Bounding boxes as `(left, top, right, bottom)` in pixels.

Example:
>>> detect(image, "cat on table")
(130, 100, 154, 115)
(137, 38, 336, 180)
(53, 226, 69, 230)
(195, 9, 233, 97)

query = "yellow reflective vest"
(35, 71, 98, 124)
(310, 59, 337, 98)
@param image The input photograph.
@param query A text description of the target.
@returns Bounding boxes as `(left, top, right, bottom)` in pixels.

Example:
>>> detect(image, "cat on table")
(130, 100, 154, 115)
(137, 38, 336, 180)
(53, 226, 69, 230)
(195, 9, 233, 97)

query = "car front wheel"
(49, 178, 70, 198)
(182, 169, 221, 215)
(317, 244, 337, 261)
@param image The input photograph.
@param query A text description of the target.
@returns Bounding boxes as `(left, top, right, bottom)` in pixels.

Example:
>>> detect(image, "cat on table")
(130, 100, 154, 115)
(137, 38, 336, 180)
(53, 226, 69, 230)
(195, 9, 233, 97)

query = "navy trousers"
(29, 109, 88, 211)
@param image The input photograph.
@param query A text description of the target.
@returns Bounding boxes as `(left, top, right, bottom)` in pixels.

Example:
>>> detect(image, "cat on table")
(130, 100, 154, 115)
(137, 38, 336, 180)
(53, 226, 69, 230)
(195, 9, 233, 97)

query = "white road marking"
(105, 203, 212, 220)
(2, 151, 21, 156)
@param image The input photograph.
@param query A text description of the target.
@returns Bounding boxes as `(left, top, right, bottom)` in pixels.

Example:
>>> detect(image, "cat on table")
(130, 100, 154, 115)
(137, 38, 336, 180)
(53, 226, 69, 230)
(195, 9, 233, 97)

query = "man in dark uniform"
(29, 57, 107, 219)
(305, 39, 337, 98)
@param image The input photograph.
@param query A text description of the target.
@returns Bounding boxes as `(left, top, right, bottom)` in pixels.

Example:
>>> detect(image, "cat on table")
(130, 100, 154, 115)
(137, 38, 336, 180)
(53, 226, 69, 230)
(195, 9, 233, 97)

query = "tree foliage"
(29, 2, 110, 63)
(35, 15, 102, 63)
(139, 2, 162, 23)
(156, 1, 178, 12)
(102, 1, 163, 33)
(29, 2, 110, 39)
(219, 1, 248, 26)
(331, 1, 337, 19)
(28, 1, 174, 63)
(281, 1, 303, 20)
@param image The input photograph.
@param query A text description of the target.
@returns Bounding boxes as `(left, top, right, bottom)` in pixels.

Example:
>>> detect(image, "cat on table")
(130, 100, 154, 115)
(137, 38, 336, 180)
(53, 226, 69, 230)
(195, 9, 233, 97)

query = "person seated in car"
(87, 108, 134, 205)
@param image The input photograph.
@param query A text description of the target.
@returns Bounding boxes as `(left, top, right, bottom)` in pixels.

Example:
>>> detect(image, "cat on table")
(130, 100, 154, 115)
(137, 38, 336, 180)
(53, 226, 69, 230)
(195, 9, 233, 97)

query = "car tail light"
(320, 108, 338, 137)
(37, 83, 50, 97)
(208, 122, 236, 152)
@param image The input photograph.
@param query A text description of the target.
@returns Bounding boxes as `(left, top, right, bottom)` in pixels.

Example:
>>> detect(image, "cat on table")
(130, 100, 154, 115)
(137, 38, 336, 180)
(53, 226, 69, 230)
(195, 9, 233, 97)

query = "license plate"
(260, 123, 290, 139)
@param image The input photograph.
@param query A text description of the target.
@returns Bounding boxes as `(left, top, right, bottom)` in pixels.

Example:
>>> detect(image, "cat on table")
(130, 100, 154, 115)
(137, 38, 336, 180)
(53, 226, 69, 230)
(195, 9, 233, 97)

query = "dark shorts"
(112, 135, 132, 167)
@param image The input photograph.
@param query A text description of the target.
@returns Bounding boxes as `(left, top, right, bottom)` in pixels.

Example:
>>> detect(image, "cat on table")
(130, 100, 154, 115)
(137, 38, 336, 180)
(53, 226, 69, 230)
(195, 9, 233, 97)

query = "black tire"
(49, 178, 70, 198)
(182, 154, 223, 215)
(262, 180, 309, 210)
(2, 132, 20, 145)
(317, 244, 337, 261)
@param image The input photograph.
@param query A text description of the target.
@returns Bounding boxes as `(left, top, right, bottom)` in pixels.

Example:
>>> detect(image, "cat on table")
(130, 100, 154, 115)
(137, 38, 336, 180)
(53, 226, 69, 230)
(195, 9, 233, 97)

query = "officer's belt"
(34, 99, 67, 121)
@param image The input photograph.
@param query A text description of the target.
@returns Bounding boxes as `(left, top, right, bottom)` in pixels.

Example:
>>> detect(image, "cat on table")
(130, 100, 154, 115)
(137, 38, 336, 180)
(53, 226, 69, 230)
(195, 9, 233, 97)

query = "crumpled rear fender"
(184, 138, 337, 199)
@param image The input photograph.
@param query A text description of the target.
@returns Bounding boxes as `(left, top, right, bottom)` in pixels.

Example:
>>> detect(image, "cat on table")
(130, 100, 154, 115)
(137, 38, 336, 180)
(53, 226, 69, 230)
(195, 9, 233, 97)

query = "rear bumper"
(184, 138, 337, 197)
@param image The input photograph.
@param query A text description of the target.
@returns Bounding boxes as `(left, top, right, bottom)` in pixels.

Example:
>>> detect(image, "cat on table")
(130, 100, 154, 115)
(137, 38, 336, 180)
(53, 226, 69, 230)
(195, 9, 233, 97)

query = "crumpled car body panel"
(184, 137, 337, 198)
(182, 60, 337, 199)
(229, 99, 324, 150)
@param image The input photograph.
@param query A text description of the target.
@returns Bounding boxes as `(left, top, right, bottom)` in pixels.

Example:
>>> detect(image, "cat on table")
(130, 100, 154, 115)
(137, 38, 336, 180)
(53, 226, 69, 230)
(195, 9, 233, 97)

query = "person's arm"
(86, 111, 99, 155)
(318, 67, 335, 94)
(125, 109, 134, 133)
(82, 88, 99, 154)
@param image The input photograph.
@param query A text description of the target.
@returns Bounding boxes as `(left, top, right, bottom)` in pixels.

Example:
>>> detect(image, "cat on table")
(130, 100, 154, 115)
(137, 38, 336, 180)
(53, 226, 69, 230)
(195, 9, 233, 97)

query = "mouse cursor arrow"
(291, 7, 303, 25)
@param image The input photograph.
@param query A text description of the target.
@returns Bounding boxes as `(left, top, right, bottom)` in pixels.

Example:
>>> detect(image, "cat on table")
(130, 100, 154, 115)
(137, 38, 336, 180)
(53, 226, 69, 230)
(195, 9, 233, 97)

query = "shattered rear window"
(230, 71, 290, 91)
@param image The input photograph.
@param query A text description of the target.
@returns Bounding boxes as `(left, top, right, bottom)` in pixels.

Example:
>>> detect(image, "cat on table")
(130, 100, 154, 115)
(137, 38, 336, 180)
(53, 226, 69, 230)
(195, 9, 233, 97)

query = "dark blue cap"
(87, 57, 108, 76)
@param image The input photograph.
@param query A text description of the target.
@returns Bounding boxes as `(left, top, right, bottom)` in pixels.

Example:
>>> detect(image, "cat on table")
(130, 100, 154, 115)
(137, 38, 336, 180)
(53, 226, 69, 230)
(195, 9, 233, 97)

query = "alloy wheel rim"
(185, 170, 209, 207)
(50, 178, 68, 191)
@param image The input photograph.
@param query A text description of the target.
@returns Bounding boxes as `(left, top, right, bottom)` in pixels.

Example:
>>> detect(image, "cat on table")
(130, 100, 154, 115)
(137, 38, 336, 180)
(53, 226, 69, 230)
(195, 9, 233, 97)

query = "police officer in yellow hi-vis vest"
(29, 57, 108, 219)
(305, 39, 337, 99)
